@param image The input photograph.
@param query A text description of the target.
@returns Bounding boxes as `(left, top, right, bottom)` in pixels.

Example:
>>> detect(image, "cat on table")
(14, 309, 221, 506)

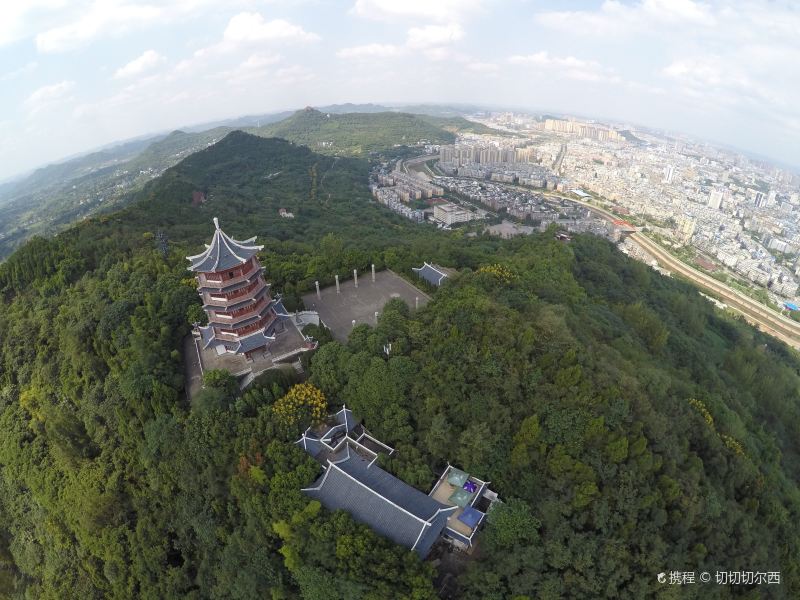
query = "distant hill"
(0, 136, 157, 208)
(390, 103, 488, 118)
(125, 127, 233, 171)
(619, 129, 645, 144)
(107, 131, 402, 252)
(416, 114, 500, 136)
(0, 107, 501, 260)
(316, 103, 392, 114)
(0, 128, 233, 260)
(251, 108, 501, 156)
(180, 111, 293, 133)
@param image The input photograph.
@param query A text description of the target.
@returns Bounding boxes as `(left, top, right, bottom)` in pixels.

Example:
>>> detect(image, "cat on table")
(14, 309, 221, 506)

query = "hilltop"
(252, 108, 500, 155)
(1, 131, 799, 599)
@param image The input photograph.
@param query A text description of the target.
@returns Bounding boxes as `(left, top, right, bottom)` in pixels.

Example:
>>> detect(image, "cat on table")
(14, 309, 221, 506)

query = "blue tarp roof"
(785, 302, 799, 311)
(458, 506, 483, 529)
(447, 468, 469, 487)
(413, 262, 449, 286)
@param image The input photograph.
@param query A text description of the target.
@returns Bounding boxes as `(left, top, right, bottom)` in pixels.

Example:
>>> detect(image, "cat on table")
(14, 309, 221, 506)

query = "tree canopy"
(0, 132, 798, 599)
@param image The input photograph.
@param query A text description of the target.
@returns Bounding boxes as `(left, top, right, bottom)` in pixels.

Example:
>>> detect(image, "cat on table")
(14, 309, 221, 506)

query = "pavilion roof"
(412, 262, 451, 287)
(187, 217, 263, 273)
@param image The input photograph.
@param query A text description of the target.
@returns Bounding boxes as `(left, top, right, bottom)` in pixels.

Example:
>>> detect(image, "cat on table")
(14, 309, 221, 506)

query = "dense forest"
(254, 108, 499, 156)
(0, 132, 799, 599)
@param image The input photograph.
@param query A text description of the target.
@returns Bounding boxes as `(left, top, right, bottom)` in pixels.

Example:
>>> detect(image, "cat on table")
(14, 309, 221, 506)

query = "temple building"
(412, 262, 454, 287)
(297, 406, 500, 557)
(187, 218, 288, 356)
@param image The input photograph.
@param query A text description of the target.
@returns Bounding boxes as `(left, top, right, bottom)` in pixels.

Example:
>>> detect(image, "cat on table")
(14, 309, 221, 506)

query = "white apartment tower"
(708, 189, 724, 210)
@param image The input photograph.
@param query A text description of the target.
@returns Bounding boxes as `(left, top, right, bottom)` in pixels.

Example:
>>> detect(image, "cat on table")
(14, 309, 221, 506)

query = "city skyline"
(1, 0, 799, 180)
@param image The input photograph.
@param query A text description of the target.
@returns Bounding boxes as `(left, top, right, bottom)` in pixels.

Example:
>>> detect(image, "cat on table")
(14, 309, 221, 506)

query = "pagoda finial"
(213, 217, 220, 230)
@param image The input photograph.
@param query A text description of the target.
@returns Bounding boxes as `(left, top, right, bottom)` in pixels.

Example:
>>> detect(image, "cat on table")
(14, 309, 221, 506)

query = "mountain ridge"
(0, 109, 497, 261)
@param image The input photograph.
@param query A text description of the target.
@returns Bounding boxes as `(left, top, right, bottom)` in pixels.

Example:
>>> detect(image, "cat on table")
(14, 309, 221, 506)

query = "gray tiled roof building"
(298, 407, 455, 557)
(412, 262, 451, 287)
(303, 451, 454, 557)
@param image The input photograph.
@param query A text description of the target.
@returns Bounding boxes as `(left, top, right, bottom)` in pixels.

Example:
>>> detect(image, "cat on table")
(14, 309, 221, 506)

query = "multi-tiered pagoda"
(187, 218, 285, 356)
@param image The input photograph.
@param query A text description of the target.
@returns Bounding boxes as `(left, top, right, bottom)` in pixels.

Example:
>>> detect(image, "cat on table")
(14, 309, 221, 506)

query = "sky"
(1, 0, 799, 180)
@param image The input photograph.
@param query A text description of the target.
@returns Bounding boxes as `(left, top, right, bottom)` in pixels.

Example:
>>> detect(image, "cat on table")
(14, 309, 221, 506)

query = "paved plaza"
(302, 270, 430, 342)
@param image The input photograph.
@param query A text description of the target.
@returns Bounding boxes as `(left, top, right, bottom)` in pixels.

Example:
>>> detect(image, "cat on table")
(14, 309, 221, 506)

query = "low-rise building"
(433, 202, 477, 226)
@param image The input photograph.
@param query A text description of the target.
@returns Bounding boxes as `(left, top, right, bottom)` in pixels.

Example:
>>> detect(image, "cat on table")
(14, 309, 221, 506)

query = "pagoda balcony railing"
(203, 279, 265, 305)
(198, 262, 260, 290)
(205, 295, 228, 306)
(210, 297, 272, 326)
(218, 312, 276, 337)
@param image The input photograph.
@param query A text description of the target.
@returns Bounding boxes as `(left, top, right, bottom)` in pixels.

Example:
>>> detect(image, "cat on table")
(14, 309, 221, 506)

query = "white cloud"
(661, 54, 796, 129)
(351, 0, 484, 23)
(239, 52, 281, 70)
(336, 43, 405, 59)
(641, 0, 713, 24)
(173, 12, 315, 79)
(223, 12, 319, 44)
(0, 1, 68, 47)
(36, 2, 162, 53)
(466, 61, 498, 73)
(535, 0, 714, 37)
(406, 24, 463, 49)
(531, 0, 800, 135)
(0, 61, 38, 82)
(33, 0, 225, 53)
(508, 52, 619, 83)
(224, 52, 282, 85)
(338, 23, 464, 62)
(274, 65, 314, 85)
(114, 50, 165, 79)
(25, 80, 75, 114)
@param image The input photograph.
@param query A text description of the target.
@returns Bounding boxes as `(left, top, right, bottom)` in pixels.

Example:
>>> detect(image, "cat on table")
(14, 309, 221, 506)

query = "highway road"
(546, 193, 800, 348)
(421, 170, 800, 347)
(631, 233, 800, 348)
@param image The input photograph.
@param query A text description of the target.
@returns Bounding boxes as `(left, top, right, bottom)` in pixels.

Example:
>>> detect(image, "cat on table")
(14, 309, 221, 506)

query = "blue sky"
(1, 0, 799, 179)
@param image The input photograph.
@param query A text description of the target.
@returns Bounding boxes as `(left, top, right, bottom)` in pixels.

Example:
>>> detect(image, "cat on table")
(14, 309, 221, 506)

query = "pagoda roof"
(234, 329, 276, 354)
(198, 323, 217, 349)
(187, 217, 263, 273)
(196, 299, 291, 354)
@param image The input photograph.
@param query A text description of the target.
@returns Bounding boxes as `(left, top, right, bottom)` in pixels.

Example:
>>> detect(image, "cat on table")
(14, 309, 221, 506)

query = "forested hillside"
(0, 131, 798, 599)
(253, 108, 499, 156)
(0, 128, 231, 261)
(0, 107, 493, 261)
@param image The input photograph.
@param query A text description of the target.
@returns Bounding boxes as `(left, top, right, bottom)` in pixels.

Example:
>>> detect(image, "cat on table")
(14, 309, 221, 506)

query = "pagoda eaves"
(187, 218, 281, 357)
(187, 217, 263, 273)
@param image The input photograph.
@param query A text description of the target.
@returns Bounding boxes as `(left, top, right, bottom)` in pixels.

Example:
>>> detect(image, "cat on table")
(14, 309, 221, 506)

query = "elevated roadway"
(548, 193, 800, 348)
(630, 233, 800, 348)
(427, 171, 800, 347)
